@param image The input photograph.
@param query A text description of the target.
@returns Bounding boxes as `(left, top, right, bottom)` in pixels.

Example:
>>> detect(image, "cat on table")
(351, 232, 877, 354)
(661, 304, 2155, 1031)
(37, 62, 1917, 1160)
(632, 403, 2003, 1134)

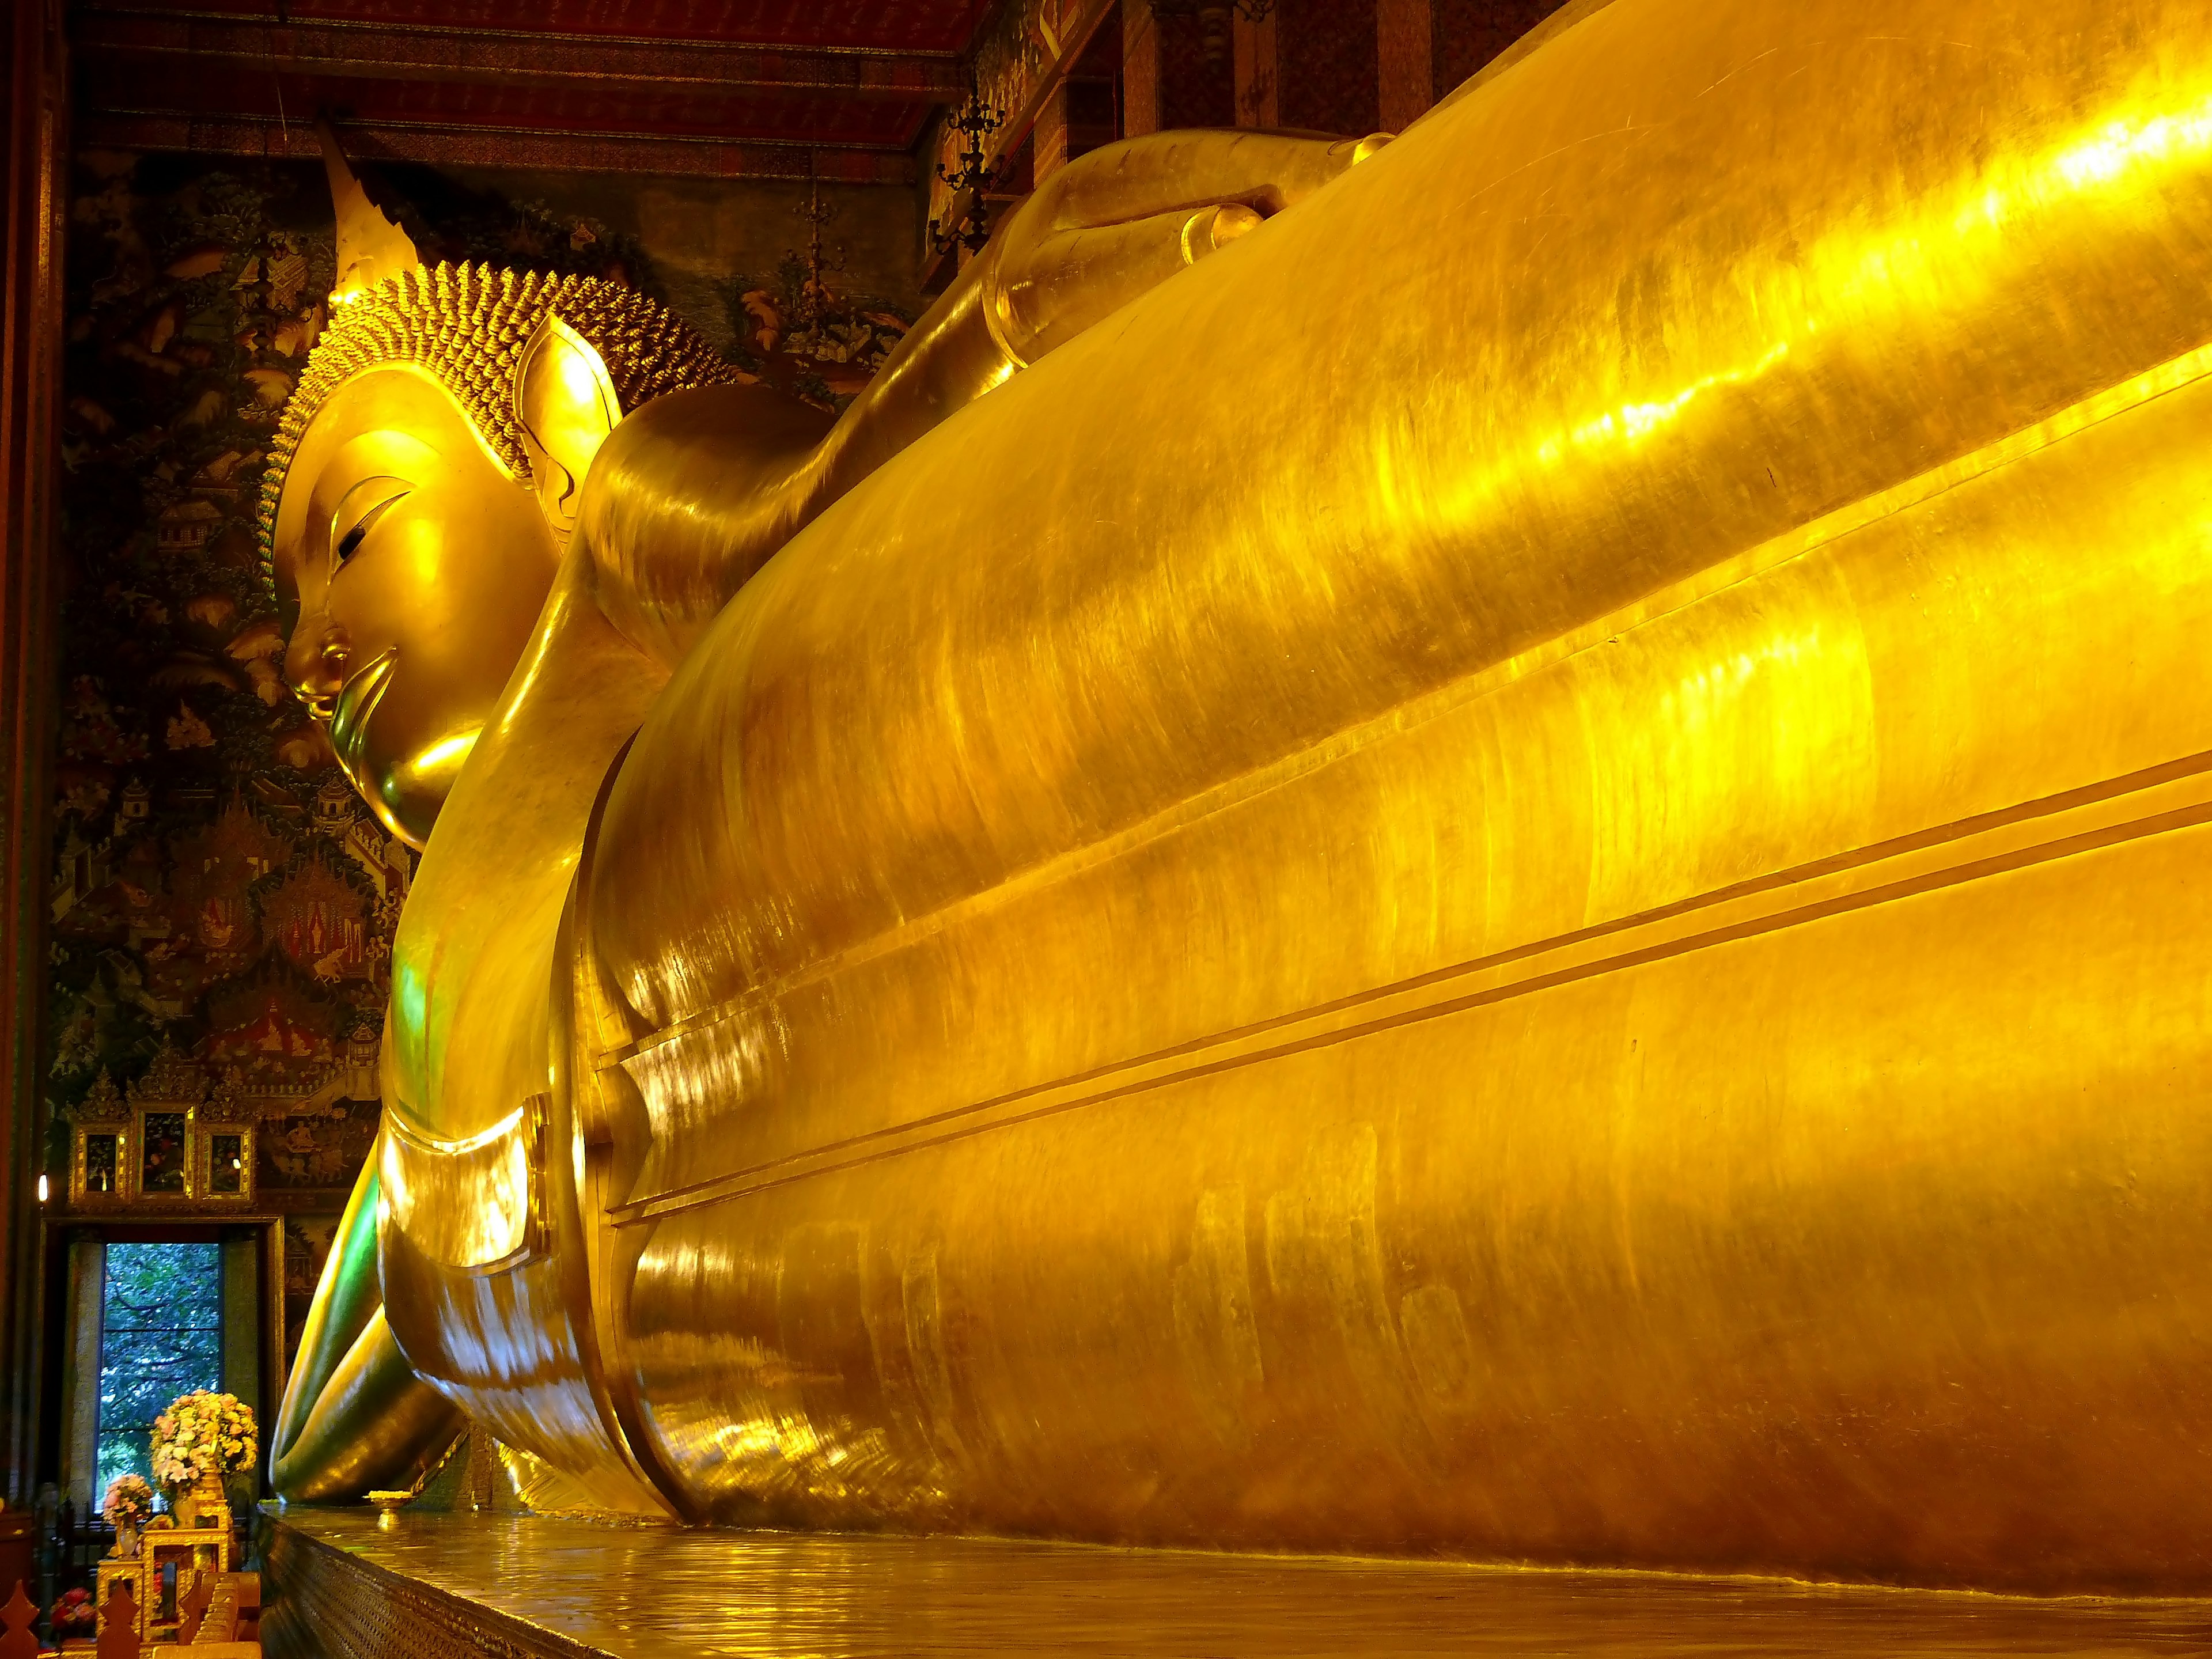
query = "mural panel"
(51, 154, 389, 1224)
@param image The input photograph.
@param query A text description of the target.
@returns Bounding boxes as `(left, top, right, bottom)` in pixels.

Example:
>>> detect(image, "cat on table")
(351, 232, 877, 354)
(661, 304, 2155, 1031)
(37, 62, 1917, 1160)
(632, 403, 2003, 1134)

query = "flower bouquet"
(101, 1472, 153, 1557)
(50, 1585, 95, 1637)
(150, 1390, 257, 1487)
(151, 1390, 258, 1527)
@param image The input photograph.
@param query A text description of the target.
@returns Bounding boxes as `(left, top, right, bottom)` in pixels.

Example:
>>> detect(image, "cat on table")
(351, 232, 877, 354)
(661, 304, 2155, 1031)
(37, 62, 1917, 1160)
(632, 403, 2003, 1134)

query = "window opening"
(96, 1241, 224, 1494)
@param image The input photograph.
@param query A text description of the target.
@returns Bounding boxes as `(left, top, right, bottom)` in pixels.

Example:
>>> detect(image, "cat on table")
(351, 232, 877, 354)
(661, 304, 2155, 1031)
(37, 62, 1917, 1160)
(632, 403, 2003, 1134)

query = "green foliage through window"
(97, 1243, 223, 1495)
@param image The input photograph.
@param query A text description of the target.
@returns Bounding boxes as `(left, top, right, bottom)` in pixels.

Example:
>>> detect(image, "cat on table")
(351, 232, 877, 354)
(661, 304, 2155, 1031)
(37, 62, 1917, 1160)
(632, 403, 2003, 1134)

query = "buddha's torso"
(369, 0, 2212, 1581)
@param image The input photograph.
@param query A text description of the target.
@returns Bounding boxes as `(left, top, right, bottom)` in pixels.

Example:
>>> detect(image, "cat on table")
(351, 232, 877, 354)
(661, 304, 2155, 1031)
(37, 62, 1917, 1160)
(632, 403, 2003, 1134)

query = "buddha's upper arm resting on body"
(271, 0, 2212, 1590)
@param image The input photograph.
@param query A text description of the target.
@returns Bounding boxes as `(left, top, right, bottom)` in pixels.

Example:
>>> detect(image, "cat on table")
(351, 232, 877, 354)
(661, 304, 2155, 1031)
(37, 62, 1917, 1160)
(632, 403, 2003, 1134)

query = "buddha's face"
(274, 365, 558, 849)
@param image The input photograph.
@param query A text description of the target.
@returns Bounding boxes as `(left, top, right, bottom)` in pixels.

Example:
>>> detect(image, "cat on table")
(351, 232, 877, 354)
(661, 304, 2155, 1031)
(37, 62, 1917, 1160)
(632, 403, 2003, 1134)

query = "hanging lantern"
(929, 64, 1007, 258)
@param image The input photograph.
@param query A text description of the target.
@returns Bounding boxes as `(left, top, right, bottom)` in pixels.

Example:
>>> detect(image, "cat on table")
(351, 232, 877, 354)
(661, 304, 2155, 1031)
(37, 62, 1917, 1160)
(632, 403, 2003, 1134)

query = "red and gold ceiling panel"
(70, 0, 994, 180)
(112, 0, 989, 51)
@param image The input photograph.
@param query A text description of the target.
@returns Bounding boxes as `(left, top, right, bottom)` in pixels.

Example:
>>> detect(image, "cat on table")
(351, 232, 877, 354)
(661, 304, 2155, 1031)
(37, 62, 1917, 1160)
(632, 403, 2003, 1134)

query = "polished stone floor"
(267, 1507, 2212, 1658)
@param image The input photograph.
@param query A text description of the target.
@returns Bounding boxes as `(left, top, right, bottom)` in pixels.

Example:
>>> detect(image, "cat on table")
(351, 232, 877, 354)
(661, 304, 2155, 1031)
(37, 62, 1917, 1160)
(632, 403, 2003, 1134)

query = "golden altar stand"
(93, 1556, 147, 1642)
(99, 1506, 237, 1642)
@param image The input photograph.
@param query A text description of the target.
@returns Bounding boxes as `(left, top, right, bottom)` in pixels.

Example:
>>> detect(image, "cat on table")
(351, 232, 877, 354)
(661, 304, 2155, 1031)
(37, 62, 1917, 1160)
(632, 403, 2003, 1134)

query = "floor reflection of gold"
(259, 1509, 2212, 1658)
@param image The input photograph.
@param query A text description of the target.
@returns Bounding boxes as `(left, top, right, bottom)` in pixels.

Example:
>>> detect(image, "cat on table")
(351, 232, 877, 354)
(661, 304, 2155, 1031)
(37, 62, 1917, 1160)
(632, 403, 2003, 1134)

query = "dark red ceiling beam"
(74, 7, 968, 100)
(74, 109, 919, 184)
(79, 51, 929, 143)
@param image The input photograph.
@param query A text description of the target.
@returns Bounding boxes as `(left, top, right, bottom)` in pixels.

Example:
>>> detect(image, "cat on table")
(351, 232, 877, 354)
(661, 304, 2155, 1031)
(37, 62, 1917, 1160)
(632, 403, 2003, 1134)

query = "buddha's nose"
(288, 618, 350, 721)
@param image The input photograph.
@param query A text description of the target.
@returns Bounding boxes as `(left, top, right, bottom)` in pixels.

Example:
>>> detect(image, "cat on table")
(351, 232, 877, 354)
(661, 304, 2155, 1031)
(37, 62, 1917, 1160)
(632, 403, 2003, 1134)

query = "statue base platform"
(256, 1506, 2212, 1658)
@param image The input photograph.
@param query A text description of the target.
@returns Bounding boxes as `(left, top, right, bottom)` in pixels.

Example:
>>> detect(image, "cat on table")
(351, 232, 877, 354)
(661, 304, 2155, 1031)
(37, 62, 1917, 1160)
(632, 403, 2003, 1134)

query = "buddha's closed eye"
(338, 491, 407, 562)
(329, 475, 412, 570)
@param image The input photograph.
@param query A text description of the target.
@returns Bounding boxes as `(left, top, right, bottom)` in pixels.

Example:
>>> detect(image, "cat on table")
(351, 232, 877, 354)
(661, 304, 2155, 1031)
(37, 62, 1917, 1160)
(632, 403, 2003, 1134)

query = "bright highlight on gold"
(272, 0, 2212, 1596)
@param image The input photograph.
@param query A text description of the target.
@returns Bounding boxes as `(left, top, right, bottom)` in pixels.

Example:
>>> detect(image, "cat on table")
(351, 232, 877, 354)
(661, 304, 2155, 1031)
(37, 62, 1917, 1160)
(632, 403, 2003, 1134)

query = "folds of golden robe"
(377, 0, 2212, 1591)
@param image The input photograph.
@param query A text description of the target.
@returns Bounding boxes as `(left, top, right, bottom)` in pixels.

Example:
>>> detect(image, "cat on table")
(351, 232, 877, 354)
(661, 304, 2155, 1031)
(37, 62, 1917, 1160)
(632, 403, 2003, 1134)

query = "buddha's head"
(260, 134, 736, 848)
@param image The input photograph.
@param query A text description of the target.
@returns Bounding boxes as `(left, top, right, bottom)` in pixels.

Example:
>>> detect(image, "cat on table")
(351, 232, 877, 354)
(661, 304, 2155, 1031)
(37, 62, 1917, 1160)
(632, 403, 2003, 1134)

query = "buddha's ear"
(513, 315, 620, 543)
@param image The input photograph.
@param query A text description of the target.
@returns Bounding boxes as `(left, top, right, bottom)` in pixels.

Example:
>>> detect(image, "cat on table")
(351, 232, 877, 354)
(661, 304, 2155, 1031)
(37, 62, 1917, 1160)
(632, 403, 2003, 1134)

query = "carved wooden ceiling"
(71, 1, 999, 182)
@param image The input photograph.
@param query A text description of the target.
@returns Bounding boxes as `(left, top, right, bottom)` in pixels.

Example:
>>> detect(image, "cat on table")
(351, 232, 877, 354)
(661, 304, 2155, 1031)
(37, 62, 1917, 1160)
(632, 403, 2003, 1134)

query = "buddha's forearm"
(810, 253, 1022, 500)
(268, 1127, 467, 1505)
(270, 1152, 386, 1474)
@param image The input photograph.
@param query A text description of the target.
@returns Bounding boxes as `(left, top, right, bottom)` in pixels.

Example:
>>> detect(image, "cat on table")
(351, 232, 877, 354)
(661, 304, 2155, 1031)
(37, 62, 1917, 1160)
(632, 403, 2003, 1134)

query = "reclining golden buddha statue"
(270, 0, 2212, 1592)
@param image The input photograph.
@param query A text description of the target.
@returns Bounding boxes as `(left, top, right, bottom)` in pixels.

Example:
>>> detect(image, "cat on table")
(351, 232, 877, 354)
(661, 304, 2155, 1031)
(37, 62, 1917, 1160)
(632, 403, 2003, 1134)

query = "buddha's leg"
(575, 130, 1387, 677)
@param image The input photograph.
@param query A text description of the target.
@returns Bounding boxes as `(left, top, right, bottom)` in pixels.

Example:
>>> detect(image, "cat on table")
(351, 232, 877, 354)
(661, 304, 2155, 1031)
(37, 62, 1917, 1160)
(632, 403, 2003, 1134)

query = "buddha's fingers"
(1035, 128, 1393, 236)
(997, 203, 1264, 362)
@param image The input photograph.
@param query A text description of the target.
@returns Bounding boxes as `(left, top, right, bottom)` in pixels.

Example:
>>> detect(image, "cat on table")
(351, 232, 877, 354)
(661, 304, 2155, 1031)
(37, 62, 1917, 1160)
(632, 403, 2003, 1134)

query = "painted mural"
(55, 153, 363, 1158)
(281, 1213, 345, 1363)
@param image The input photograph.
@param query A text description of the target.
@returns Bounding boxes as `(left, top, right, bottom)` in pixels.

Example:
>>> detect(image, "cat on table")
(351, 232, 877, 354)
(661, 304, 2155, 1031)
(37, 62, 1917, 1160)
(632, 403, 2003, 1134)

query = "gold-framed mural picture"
(200, 1126, 253, 1196)
(62, 1048, 257, 1208)
(137, 1108, 189, 1196)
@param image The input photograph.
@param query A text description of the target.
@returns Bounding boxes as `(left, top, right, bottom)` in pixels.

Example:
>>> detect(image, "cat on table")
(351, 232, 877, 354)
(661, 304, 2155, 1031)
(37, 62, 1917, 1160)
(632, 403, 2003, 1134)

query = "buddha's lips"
(329, 645, 397, 779)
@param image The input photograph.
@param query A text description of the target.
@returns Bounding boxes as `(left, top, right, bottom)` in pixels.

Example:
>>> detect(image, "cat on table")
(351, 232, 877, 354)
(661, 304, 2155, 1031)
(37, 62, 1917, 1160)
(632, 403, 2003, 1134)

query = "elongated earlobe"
(514, 315, 622, 544)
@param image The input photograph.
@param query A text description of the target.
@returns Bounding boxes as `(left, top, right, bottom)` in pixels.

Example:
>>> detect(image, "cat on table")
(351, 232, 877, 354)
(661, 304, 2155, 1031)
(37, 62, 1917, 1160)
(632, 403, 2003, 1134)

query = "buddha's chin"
(347, 763, 434, 852)
(361, 726, 483, 853)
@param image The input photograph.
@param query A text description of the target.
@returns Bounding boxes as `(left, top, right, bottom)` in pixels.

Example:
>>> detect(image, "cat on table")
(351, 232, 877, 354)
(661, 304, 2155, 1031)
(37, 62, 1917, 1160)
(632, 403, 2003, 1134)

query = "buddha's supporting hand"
(580, 127, 1391, 670)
